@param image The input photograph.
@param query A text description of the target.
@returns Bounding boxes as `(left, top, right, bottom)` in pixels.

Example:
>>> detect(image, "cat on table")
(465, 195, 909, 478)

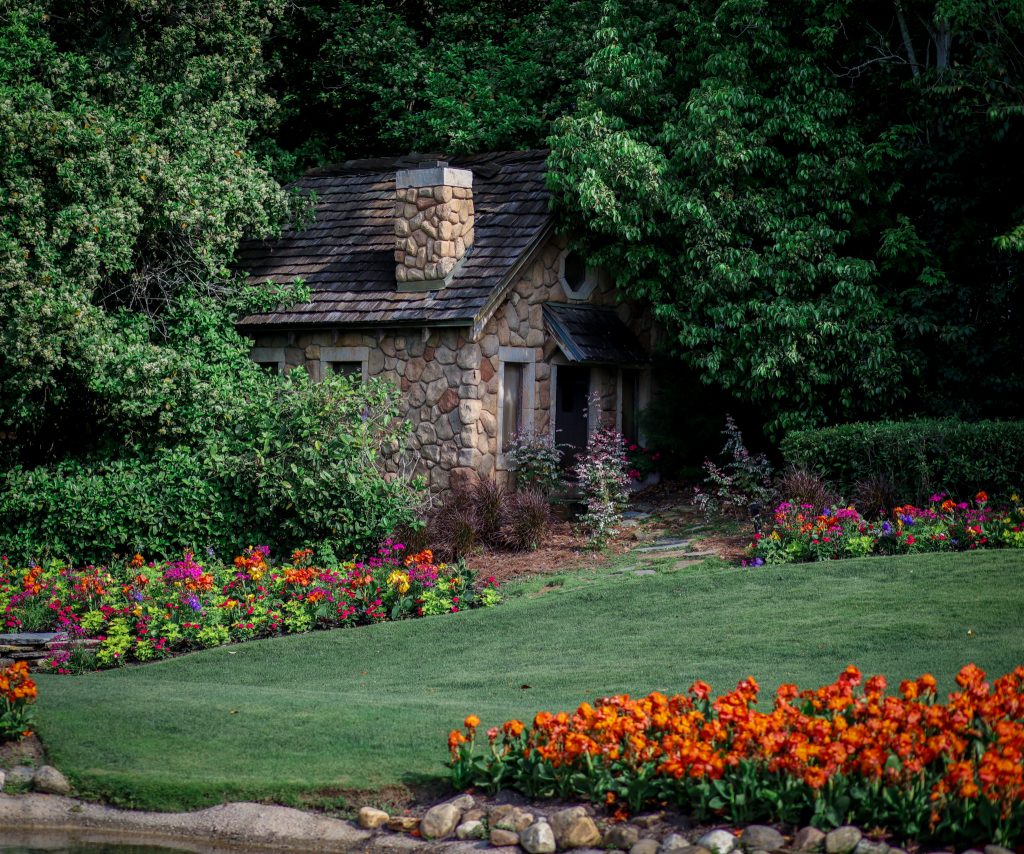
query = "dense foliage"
(2, 0, 1023, 543)
(781, 420, 1024, 501)
(450, 665, 1024, 846)
(3, 543, 500, 672)
(0, 372, 418, 564)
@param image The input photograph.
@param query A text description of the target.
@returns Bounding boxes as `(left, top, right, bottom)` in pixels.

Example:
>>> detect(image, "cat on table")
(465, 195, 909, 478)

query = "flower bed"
(744, 492, 1024, 565)
(448, 666, 1024, 846)
(1, 542, 500, 673)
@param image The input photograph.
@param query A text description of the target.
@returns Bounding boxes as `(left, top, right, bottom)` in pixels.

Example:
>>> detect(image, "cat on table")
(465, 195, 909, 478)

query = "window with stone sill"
(319, 347, 369, 383)
(497, 346, 536, 468)
(250, 347, 285, 375)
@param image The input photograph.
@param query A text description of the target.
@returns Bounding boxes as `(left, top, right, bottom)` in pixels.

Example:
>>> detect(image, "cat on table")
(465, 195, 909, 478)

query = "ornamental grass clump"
(745, 491, 1024, 565)
(449, 665, 1024, 847)
(0, 542, 500, 673)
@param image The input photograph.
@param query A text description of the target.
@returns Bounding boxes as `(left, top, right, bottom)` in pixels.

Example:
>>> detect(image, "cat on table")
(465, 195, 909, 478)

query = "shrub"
(449, 666, 1024, 847)
(693, 415, 775, 518)
(781, 420, 1024, 502)
(774, 466, 839, 510)
(496, 490, 552, 551)
(0, 372, 419, 564)
(506, 429, 563, 495)
(0, 661, 37, 741)
(573, 426, 630, 548)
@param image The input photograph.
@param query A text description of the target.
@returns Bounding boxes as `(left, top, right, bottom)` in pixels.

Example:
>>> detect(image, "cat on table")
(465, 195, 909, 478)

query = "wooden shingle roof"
(236, 150, 552, 330)
(542, 304, 648, 366)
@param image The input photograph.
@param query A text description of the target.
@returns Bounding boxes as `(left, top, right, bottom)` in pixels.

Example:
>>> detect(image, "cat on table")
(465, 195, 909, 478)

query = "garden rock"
(387, 815, 421, 833)
(449, 794, 477, 812)
(463, 809, 486, 824)
(825, 827, 862, 854)
(631, 839, 660, 854)
(985, 847, 1014, 854)
(741, 826, 785, 852)
(422, 802, 463, 839)
(854, 840, 889, 854)
(0, 770, 4, 792)
(792, 828, 825, 852)
(697, 829, 738, 854)
(604, 825, 640, 850)
(496, 808, 535, 833)
(631, 813, 664, 830)
(456, 820, 486, 840)
(358, 807, 390, 830)
(32, 765, 71, 796)
(549, 807, 601, 849)
(6, 766, 35, 787)
(521, 821, 557, 854)
(659, 834, 691, 854)
(490, 828, 520, 847)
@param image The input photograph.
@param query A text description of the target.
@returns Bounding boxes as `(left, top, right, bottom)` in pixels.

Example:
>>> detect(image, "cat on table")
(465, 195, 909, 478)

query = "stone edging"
(0, 792, 1016, 854)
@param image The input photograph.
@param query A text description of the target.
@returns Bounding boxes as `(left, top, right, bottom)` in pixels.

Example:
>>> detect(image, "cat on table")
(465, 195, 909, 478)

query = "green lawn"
(32, 550, 1024, 812)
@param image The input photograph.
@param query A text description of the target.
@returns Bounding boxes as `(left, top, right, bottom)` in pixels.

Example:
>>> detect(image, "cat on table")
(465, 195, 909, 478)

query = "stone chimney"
(394, 161, 474, 289)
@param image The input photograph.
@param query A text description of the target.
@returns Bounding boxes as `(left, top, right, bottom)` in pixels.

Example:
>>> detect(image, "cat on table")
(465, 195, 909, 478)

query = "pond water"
(0, 839, 206, 854)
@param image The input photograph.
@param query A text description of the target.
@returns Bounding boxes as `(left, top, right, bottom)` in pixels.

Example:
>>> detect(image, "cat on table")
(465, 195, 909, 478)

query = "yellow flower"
(387, 570, 410, 594)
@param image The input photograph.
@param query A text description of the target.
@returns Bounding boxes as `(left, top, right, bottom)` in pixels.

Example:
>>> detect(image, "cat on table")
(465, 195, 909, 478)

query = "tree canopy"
(1, 0, 1022, 452)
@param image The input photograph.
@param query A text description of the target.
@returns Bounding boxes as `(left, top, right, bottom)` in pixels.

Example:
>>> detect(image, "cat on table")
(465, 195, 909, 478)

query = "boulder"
(659, 834, 692, 854)
(854, 841, 889, 854)
(521, 822, 558, 854)
(456, 820, 486, 840)
(742, 826, 785, 852)
(32, 765, 71, 796)
(697, 830, 738, 854)
(549, 807, 601, 849)
(421, 802, 463, 840)
(984, 847, 1014, 854)
(490, 828, 520, 847)
(387, 815, 421, 833)
(358, 807, 390, 829)
(793, 828, 826, 852)
(825, 827, 862, 854)
(631, 840, 661, 854)
(604, 825, 641, 850)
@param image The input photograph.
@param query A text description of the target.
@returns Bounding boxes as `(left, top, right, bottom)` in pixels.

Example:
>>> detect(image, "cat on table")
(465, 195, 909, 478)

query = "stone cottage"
(236, 151, 655, 492)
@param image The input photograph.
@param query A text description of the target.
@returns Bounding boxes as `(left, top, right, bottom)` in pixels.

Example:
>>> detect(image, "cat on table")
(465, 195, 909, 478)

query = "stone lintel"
(396, 167, 473, 190)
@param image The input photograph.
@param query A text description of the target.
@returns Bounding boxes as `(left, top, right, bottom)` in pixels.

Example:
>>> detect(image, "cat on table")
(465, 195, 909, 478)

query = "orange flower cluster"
(451, 665, 1024, 844)
(0, 660, 37, 742)
(0, 661, 36, 702)
(21, 566, 43, 595)
(283, 567, 317, 586)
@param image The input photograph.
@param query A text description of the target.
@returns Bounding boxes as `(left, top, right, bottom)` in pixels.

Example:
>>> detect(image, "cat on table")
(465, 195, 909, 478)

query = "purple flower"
(929, 493, 944, 503)
(185, 594, 202, 612)
(752, 557, 765, 567)
(881, 521, 893, 535)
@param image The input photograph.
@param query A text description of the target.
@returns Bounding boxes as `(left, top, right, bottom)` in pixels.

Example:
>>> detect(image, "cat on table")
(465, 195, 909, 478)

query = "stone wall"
(249, 235, 654, 494)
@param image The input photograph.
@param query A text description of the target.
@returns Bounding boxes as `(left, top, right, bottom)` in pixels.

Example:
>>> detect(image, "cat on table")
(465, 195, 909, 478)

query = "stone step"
(0, 632, 65, 644)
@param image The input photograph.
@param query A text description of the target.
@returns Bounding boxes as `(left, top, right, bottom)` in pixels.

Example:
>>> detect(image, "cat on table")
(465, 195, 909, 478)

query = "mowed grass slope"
(33, 550, 1024, 811)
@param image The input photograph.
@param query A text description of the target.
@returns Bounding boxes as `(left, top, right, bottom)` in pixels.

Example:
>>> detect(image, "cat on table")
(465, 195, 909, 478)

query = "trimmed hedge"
(780, 419, 1024, 501)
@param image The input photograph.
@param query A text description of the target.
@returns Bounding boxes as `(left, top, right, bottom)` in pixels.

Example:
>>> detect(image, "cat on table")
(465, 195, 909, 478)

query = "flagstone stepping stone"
(634, 540, 690, 552)
(632, 570, 658, 576)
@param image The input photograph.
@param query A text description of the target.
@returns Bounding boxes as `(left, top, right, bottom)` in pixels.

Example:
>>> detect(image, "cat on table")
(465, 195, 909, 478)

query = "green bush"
(780, 419, 1024, 501)
(0, 372, 421, 564)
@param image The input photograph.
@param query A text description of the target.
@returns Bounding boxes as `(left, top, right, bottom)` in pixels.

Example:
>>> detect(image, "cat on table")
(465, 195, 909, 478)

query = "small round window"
(559, 250, 598, 300)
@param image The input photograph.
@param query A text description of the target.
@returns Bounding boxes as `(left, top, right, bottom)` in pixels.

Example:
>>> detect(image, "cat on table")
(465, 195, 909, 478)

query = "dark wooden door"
(555, 365, 590, 465)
